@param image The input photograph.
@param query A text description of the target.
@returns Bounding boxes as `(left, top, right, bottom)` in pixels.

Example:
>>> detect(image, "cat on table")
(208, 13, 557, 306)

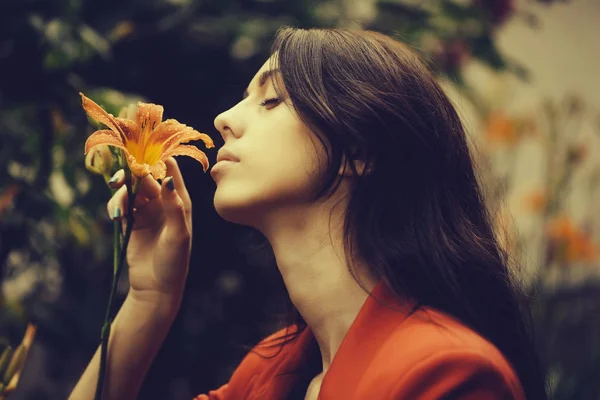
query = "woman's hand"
(106, 157, 192, 308)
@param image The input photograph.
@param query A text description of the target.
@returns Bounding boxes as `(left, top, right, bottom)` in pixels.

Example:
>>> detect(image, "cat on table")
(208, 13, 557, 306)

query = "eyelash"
(259, 97, 280, 107)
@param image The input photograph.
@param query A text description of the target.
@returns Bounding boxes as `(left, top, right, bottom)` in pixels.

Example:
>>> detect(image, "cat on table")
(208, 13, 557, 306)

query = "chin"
(212, 180, 312, 227)
(213, 189, 261, 227)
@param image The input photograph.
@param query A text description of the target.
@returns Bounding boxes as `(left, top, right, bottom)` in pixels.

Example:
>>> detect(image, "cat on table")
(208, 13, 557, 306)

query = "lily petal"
(136, 102, 164, 133)
(84, 130, 129, 155)
(163, 129, 214, 150)
(198, 132, 215, 148)
(150, 161, 167, 180)
(164, 129, 214, 150)
(162, 128, 215, 154)
(150, 119, 213, 148)
(149, 119, 193, 145)
(114, 117, 140, 143)
(126, 154, 153, 178)
(125, 157, 167, 180)
(161, 144, 210, 172)
(80, 93, 129, 142)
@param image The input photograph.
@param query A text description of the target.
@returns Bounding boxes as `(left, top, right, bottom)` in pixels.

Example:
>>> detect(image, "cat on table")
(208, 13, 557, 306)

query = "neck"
(256, 195, 379, 374)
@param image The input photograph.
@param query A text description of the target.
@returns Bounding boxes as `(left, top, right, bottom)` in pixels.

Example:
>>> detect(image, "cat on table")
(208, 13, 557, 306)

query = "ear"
(338, 154, 370, 177)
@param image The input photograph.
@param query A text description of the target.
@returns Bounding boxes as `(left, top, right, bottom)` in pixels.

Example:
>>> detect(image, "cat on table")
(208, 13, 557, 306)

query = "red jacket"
(194, 281, 526, 399)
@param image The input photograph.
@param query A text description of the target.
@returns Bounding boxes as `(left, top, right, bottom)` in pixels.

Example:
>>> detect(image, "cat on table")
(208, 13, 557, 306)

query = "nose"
(214, 111, 236, 141)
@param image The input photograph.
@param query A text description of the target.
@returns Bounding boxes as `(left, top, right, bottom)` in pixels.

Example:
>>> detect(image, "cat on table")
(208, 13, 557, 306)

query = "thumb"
(161, 176, 190, 236)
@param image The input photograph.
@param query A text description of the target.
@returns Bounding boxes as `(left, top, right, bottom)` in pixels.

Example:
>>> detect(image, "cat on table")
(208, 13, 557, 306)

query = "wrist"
(127, 288, 183, 319)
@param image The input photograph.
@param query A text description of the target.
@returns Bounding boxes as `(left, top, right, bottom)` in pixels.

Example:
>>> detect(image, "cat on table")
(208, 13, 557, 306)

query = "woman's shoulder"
(367, 306, 526, 399)
(226, 325, 306, 380)
(390, 307, 513, 366)
(209, 325, 308, 399)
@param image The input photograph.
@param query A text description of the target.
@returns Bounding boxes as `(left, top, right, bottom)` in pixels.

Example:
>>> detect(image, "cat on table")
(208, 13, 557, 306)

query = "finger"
(161, 176, 190, 236)
(107, 185, 127, 220)
(164, 157, 191, 208)
(107, 186, 149, 220)
(133, 196, 150, 211)
(136, 173, 162, 201)
(108, 169, 161, 201)
(107, 169, 125, 189)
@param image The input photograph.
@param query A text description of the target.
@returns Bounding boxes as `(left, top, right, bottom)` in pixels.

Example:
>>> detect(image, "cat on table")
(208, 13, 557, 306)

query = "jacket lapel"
(254, 281, 414, 399)
(255, 326, 315, 399)
(318, 281, 415, 399)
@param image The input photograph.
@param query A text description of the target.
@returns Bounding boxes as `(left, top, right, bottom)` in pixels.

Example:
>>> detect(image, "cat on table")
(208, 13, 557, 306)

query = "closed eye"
(259, 98, 280, 108)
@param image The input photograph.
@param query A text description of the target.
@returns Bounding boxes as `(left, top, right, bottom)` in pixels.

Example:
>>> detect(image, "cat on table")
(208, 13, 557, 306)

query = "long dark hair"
(245, 26, 548, 400)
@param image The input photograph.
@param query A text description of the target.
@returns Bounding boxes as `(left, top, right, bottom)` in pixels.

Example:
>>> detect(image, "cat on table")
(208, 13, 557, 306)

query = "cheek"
(214, 148, 316, 207)
(213, 128, 322, 221)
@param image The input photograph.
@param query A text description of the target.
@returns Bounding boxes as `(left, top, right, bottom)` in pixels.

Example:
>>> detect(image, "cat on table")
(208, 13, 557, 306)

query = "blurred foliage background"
(1, 0, 599, 399)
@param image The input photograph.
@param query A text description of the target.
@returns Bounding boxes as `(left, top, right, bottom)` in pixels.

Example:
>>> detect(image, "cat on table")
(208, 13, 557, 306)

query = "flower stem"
(114, 218, 121, 276)
(95, 172, 138, 400)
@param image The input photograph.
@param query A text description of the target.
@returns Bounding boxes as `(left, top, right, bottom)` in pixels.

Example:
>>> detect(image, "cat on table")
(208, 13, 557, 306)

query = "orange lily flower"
(483, 112, 518, 147)
(521, 190, 547, 213)
(81, 92, 214, 180)
(547, 216, 598, 263)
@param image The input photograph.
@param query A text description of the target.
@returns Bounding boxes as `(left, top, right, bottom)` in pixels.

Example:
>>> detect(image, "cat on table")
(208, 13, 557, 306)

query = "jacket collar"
(258, 280, 416, 399)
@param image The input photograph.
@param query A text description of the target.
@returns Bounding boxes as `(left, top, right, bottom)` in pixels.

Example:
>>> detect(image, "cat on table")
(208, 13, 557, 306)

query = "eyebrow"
(242, 68, 280, 100)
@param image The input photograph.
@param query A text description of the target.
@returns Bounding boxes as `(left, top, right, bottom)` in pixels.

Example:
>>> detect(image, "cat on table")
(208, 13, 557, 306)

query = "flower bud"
(2, 345, 24, 385)
(0, 347, 13, 379)
(85, 144, 115, 178)
(118, 103, 137, 120)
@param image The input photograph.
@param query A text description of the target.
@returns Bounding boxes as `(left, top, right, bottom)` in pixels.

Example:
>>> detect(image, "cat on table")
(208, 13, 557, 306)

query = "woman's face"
(212, 56, 324, 227)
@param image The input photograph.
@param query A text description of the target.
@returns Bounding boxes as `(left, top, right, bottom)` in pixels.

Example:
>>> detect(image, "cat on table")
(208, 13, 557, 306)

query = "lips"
(211, 148, 239, 179)
(210, 156, 237, 179)
(216, 148, 240, 163)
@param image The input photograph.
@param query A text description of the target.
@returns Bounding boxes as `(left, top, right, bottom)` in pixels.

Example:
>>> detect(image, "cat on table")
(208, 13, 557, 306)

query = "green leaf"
(78, 24, 112, 60)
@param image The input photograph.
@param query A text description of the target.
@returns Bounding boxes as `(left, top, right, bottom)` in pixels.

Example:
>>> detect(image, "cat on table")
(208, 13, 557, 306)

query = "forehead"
(252, 54, 279, 84)
(243, 55, 284, 100)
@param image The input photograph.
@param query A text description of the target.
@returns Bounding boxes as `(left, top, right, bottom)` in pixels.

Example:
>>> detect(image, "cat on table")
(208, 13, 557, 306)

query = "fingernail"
(108, 173, 119, 187)
(165, 176, 175, 191)
(112, 207, 121, 220)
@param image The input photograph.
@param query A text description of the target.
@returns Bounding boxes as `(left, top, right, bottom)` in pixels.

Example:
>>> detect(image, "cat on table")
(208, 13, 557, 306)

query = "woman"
(70, 27, 548, 399)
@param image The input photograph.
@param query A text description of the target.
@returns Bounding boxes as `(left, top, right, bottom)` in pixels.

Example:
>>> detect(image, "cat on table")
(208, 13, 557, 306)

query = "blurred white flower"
(2, 266, 37, 304)
(8, 161, 36, 184)
(2, 250, 63, 304)
(231, 36, 257, 60)
(48, 170, 74, 207)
